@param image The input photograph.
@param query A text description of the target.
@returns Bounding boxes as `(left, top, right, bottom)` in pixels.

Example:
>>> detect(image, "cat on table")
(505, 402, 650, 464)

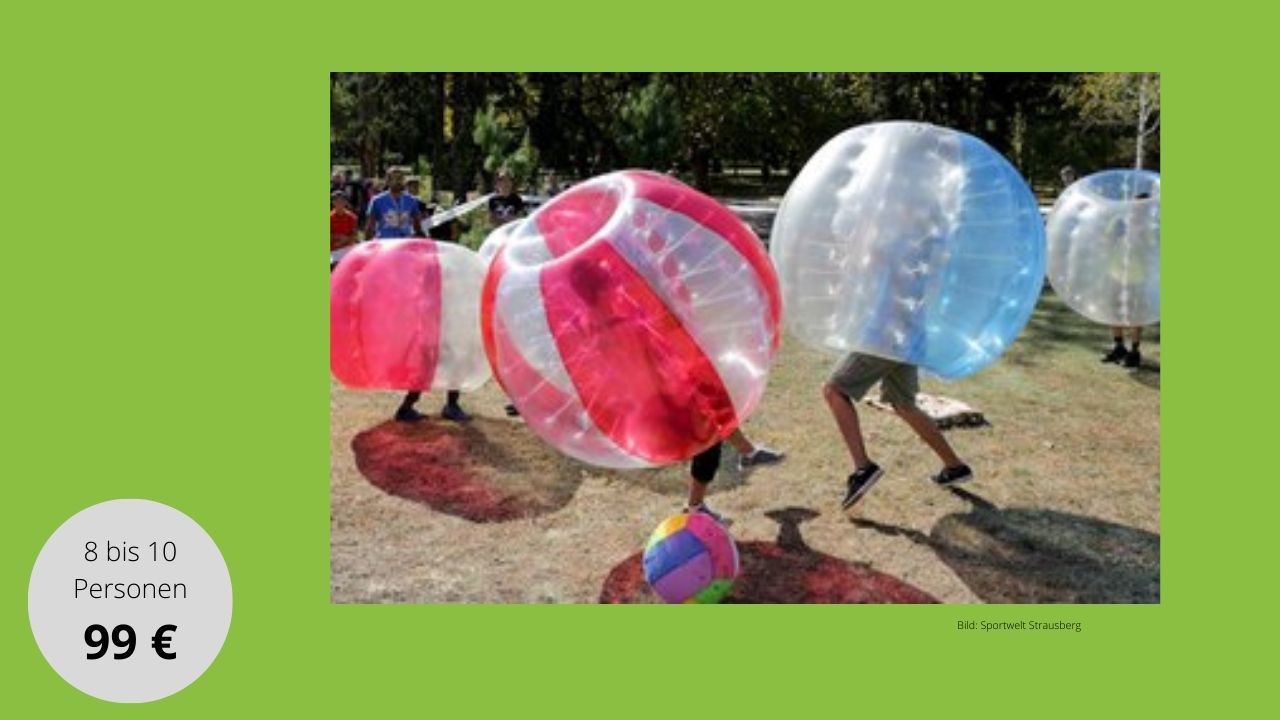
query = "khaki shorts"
(828, 352, 918, 407)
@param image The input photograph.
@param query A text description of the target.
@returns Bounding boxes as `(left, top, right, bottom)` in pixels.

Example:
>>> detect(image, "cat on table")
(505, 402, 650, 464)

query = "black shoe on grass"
(441, 404, 471, 422)
(394, 406, 426, 423)
(739, 446, 785, 471)
(1123, 348, 1141, 368)
(842, 463, 884, 509)
(1101, 344, 1127, 363)
(932, 464, 974, 486)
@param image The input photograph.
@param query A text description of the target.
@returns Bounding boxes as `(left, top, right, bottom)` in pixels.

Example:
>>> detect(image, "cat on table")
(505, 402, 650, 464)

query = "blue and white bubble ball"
(1046, 169, 1160, 327)
(770, 121, 1045, 379)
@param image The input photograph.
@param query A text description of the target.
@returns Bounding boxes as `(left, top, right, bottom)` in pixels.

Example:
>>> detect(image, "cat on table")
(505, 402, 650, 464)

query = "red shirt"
(330, 208, 358, 250)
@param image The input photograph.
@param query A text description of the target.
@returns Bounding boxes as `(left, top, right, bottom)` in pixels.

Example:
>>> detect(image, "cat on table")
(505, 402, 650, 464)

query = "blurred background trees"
(331, 72, 1159, 197)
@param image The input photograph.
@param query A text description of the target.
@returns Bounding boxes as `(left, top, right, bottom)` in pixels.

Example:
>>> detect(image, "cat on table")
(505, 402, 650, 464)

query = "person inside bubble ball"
(823, 354, 973, 510)
(1100, 190, 1153, 369)
(686, 431, 786, 523)
(364, 169, 470, 423)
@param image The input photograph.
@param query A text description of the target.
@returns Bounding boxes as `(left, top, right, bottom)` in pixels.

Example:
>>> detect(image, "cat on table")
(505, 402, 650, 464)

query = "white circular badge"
(28, 499, 232, 703)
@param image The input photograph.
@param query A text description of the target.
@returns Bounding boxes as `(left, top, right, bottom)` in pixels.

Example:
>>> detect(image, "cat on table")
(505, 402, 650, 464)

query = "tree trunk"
(1135, 74, 1148, 170)
(431, 73, 446, 197)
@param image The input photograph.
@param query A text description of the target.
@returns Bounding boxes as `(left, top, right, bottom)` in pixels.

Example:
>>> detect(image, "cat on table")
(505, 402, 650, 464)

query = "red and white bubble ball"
(331, 239, 491, 392)
(481, 170, 781, 469)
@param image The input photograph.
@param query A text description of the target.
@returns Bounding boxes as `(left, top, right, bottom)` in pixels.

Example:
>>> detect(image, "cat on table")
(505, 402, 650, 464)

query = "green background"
(1, 1, 1267, 714)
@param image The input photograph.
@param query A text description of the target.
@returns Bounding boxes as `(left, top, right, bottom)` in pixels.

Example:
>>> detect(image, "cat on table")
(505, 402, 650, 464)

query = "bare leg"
(1129, 326, 1143, 345)
(726, 429, 755, 455)
(893, 403, 963, 468)
(823, 383, 871, 469)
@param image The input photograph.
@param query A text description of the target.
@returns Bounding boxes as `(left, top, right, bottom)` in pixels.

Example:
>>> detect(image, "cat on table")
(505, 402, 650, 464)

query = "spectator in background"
(488, 168, 525, 227)
(486, 168, 526, 418)
(1059, 165, 1077, 190)
(343, 170, 368, 226)
(330, 191, 359, 269)
(364, 169, 422, 240)
(405, 177, 429, 216)
(545, 171, 562, 197)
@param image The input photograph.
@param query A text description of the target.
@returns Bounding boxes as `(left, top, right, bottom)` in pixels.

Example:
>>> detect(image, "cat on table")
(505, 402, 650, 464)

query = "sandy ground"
(331, 291, 1159, 604)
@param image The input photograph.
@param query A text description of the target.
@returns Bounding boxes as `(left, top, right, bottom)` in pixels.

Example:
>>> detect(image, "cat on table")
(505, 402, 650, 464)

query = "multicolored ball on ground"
(643, 512, 739, 604)
(481, 170, 781, 469)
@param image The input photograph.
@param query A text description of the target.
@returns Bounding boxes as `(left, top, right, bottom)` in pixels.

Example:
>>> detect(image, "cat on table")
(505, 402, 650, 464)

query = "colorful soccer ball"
(481, 170, 781, 469)
(331, 239, 491, 392)
(642, 512, 739, 604)
(770, 121, 1045, 379)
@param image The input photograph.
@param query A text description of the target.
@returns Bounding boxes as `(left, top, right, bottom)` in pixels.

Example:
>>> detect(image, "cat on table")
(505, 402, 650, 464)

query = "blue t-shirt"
(367, 191, 417, 238)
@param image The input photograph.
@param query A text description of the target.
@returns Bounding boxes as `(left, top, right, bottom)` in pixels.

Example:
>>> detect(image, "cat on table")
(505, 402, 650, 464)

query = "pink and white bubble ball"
(331, 239, 491, 392)
(481, 170, 781, 469)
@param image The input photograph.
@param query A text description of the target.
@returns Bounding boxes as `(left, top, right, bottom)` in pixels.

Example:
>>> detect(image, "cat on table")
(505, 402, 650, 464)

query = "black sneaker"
(394, 406, 426, 423)
(932, 464, 974, 486)
(441, 404, 472, 422)
(738, 446, 785, 471)
(1101, 344, 1127, 363)
(842, 463, 884, 509)
(1123, 348, 1141, 368)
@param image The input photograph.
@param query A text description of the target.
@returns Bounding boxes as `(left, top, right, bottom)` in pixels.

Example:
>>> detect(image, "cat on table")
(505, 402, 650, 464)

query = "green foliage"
(332, 73, 1161, 194)
(615, 74, 682, 170)
(1059, 73, 1161, 169)
(472, 97, 539, 186)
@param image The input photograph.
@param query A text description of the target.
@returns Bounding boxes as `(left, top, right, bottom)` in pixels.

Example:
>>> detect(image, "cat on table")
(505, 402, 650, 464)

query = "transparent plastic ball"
(770, 121, 1045, 379)
(331, 239, 491, 392)
(1046, 169, 1160, 326)
(482, 170, 780, 468)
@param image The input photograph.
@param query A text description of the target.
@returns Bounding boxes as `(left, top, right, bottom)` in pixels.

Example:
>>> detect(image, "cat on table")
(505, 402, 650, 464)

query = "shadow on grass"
(600, 506, 939, 604)
(852, 487, 1159, 603)
(1005, 287, 1161, 370)
(352, 418, 584, 523)
(1128, 360, 1161, 390)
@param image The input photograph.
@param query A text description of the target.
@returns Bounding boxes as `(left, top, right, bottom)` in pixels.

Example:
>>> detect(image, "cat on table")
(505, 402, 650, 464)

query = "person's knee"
(891, 401, 917, 418)
(821, 382, 843, 402)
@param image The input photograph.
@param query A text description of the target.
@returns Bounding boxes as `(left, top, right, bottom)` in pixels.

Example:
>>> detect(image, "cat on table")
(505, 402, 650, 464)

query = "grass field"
(331, 290, 1159, 603)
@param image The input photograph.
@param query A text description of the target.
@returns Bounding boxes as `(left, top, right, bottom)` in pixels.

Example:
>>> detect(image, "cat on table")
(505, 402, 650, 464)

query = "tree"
(1060, 73, 1160, 169)
(615, 74, 682, 170)
(472, 97, 539, 186)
